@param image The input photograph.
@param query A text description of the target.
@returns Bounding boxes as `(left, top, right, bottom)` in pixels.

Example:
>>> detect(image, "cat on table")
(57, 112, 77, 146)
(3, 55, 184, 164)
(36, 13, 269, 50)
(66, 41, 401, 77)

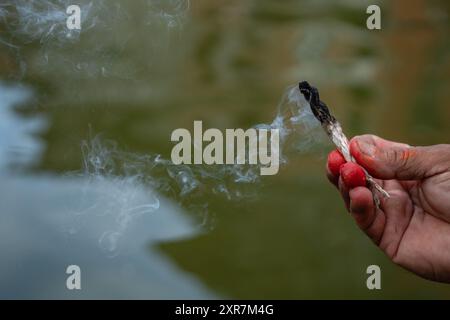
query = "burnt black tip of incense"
(298, 81, 312, 100)
(298, 81, 336, 126)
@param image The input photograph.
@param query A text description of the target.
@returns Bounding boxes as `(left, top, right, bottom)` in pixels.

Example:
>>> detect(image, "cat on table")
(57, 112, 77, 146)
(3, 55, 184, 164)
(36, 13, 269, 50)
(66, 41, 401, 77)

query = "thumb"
(349, 135, 449, 180)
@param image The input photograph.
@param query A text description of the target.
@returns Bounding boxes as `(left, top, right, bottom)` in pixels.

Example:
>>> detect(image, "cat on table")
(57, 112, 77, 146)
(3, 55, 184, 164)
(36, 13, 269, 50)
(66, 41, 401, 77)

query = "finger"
(349, 135, 450, 180)
(340, 162, 367, 189)
(327, 149, 346, 178)
(326, 149, 346, 187)
(349, 187, 386, 244)
(338, 176, 350, 211)
(326, 165, 338, 187)
(338, 162, 367, 212)
(376, 179, 415, 258)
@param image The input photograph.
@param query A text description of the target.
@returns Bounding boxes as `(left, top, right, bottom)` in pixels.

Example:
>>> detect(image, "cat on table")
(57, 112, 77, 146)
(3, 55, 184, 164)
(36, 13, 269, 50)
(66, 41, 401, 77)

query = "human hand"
(326, 134, 450, 283)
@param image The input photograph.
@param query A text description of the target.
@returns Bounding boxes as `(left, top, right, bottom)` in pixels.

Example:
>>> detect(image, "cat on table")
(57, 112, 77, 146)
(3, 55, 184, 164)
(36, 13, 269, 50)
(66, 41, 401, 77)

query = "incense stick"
(298, 81, 390, 206)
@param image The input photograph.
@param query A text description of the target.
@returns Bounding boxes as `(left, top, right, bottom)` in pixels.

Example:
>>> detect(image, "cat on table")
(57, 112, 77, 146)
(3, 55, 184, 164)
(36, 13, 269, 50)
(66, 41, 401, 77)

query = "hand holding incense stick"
(298, 81, 390, 206)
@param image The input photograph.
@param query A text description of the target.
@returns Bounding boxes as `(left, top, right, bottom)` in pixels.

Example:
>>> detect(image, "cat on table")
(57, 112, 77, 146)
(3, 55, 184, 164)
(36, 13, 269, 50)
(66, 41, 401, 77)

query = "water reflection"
(0, 83, 45, 171)
(0, 84, 216, 298)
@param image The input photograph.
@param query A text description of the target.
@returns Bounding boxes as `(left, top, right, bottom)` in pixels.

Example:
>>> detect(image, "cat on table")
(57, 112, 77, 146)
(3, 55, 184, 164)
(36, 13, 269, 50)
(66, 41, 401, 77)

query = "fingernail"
(356, 139, 376, 157)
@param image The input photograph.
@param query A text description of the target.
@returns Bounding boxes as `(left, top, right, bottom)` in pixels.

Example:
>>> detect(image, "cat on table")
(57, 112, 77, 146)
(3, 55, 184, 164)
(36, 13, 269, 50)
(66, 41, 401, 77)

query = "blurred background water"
(0, 0, 449, 298)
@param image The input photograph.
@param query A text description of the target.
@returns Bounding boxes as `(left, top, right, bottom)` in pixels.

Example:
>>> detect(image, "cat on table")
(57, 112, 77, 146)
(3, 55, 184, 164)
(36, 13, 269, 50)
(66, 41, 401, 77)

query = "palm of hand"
(364, 172, 450, 282)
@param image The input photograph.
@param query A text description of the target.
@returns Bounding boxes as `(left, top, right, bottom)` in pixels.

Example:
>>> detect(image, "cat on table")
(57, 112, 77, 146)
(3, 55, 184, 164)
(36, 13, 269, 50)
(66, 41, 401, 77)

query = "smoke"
(2, 0, 95, 45)
(63, 137, 161, 257)
(74, 85, 326, 255)
(0, 6, 8, 20)
(2, 0, 190, 44)
(274, 85, 328, 154)
(82, 85, 324, 202)
(0, 1, 327, 256)
(146, 0, 190, 29)
(17, 0, 78, 43)
(0, 0, 191, 79)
